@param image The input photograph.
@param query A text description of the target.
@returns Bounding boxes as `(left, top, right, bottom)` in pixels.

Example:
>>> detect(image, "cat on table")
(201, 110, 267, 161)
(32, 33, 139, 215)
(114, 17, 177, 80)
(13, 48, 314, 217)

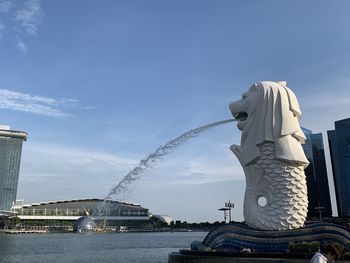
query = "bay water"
(0, 231, 207, 263)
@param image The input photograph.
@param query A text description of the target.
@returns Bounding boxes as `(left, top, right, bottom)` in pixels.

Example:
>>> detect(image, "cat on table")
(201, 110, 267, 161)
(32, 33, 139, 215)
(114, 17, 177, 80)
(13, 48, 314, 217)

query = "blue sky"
(1, 0, 350, 222)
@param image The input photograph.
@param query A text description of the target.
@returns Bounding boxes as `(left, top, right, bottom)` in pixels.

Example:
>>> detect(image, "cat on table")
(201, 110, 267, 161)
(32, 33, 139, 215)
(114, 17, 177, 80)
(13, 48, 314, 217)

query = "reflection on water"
(0, 231, 207, 263)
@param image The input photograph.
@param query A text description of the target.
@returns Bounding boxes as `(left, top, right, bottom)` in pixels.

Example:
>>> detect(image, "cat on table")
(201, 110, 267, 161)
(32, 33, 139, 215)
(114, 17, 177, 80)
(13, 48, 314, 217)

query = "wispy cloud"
(296, 77, 350, 132)
(18, 143, 138, 201)
(144, 156, 242, 186)
(0, 0, 43, 51)
(132, 136, 242, 187)
(15, 0, 42, 35)
(17, 139, 242, 204)
(297, 76, 350, 109)
(22, 143, 137, 178)
(0, 0, 14, 12)
(302, 94, 350, 109)
(15, 39, 27, 52)
(0, 88, 78, 117)
(0, 20, 4, 38)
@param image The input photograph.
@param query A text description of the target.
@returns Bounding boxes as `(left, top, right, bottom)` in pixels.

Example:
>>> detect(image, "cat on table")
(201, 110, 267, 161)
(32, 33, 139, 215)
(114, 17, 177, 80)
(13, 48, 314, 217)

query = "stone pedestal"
(168, 250, 325, 263)
(169, 250, 350, 263)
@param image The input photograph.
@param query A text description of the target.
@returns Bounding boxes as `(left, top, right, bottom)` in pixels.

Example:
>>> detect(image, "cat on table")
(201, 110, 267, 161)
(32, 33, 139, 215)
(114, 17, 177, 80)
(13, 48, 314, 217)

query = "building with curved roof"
(11, 198, 162, 231)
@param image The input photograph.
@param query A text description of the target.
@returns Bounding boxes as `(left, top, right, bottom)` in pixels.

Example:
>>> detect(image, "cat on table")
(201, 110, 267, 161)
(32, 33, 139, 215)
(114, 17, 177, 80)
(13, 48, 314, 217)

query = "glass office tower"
(0, 125, 27, 214)
(328, 118, 350, 218)
(302, 128, 332, 218)
(311, 133, 332, 217)
(327, 130, 342, 216)
(302, 128, 316, 217)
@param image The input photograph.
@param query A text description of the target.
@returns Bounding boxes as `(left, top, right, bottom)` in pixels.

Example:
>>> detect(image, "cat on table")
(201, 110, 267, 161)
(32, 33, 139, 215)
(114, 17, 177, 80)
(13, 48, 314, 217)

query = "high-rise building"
(311, 133, 332, 217)
(302, 128, 332, 219)
(302, 128, 316, 217)
(0, 125, 27, 215)
(328, 118, 350, 218)
(327, 130, 341, 216)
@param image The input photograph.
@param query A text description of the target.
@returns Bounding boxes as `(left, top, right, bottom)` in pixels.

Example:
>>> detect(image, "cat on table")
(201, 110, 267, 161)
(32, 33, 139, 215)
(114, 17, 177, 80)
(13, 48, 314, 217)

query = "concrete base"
(168, 250, 350, 263)
(201, 222, 350, 253)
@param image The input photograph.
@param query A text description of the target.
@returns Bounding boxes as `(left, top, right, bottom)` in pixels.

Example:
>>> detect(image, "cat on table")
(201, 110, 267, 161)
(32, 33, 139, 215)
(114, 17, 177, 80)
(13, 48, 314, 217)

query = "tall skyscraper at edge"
(328, 117, 350, 218)
(0, 125, 27, 216)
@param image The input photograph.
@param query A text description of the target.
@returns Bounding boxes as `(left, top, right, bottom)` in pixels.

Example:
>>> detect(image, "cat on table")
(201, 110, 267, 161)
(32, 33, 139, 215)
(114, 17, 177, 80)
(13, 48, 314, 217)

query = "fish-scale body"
(243, 142, 308, 230)
(230, 81, 310, 230)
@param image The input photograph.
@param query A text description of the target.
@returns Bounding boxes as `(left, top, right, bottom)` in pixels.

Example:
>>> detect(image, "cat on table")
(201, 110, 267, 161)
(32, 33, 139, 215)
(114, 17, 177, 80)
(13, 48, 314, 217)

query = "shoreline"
(0, 228, 208, 234)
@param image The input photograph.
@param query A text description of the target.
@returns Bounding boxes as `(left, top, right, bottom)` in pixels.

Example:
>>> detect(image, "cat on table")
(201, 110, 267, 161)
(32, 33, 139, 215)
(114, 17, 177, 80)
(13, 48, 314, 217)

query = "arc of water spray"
(94, 119, 235, 216)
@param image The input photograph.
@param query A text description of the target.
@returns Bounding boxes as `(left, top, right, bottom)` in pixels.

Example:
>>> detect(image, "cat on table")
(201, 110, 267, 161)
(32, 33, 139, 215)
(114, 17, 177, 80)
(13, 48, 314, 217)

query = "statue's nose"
(229, 102, 236, 114)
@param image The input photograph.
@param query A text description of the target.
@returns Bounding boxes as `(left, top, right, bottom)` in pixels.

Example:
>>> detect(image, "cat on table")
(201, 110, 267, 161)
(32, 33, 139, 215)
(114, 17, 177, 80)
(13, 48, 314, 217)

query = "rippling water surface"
(0, 231, 207, 263)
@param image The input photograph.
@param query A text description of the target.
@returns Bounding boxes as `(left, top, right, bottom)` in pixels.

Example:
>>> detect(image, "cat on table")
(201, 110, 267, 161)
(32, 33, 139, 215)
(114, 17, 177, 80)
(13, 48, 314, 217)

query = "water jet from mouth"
(93, 118, 235, 218)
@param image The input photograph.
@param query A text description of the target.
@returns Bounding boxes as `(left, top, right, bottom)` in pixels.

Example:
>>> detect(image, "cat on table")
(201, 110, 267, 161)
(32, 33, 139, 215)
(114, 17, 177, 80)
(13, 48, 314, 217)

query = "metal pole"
(228, 200, 232, 222)
(218, 208, 229, 222)
(315, 201, 324, 222)
(224, 201, 234, 223)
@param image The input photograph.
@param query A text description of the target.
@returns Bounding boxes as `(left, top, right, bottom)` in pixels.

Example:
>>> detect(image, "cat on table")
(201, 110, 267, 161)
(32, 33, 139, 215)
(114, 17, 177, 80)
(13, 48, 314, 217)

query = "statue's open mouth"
(234, 112, 248, 121)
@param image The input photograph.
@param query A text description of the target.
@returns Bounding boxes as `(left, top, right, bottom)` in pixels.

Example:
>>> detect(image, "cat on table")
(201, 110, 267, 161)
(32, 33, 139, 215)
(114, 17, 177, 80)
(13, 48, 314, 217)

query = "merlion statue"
(176, 80, 350, 258)
(230, 81, 309, 230)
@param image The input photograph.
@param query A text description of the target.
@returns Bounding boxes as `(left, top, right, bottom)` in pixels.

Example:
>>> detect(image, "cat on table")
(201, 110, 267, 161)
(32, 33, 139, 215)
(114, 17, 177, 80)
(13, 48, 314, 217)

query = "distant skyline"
(1, 0, 350, 222)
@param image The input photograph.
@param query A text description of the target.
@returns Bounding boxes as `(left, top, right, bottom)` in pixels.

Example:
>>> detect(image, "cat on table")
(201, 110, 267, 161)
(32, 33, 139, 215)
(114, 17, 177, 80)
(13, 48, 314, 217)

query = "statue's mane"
(241, 81, 309, 167)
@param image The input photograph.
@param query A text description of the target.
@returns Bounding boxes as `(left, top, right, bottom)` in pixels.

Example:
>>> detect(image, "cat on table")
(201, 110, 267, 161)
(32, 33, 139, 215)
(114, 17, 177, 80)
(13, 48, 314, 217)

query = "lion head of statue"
(229, 81, 309, 167)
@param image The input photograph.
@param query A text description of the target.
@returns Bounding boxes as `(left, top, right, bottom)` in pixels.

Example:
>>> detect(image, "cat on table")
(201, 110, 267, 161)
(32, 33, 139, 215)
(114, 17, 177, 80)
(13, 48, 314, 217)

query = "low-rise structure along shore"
(2, 198, 171, 232)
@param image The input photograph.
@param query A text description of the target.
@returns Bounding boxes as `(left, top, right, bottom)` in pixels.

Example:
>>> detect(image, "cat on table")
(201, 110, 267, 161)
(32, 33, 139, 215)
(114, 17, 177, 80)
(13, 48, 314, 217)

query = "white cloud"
(15, 39, 27, 52)
(142, 156, 242, 186)
(133, 136, 242, 187)
(295, 77, 350, 132)
(297, 76, 350, 109)
(16, 142, 246, 222)
(0, 0, 14, 12)
(0, 88, 78, 117)
(0, 20, 4, 38)
(17, 132, 242, 202)
(18, 143, 138, 201)
(22, 143, 137, 178)
(301, 94, 350, 109)
(0, 0, 43, 51)
(15, 0, 42, 35)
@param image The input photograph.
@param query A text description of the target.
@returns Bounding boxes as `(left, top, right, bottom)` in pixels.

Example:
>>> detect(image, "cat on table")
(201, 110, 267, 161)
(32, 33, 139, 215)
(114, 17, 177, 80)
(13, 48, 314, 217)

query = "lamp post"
(219, 201, 234, 223)
(315, 200, 324, 222)
(225, 201, 234, 222)
(218, 208, 229, 223)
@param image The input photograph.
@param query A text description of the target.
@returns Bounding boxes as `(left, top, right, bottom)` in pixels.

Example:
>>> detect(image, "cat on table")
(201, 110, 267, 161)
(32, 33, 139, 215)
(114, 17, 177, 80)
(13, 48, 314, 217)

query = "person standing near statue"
(310, 243, 341, 263)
